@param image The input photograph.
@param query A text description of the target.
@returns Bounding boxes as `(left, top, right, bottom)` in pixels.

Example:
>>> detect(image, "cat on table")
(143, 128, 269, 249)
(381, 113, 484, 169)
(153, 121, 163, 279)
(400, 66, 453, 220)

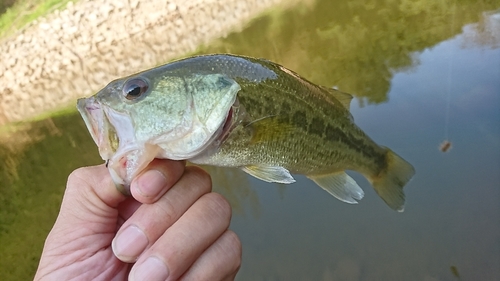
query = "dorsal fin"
(321, 86, 353, 109)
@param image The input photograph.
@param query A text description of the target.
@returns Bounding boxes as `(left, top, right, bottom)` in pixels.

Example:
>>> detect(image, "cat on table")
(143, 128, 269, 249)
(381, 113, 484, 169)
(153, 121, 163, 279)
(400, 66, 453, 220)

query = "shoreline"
(0, 0, 287, 125)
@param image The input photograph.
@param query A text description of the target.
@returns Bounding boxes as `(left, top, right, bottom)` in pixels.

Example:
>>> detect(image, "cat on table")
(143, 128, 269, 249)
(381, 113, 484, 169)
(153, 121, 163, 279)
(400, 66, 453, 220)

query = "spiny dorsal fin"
(308, 172, 364, 204)
(241, 165, 296, 184)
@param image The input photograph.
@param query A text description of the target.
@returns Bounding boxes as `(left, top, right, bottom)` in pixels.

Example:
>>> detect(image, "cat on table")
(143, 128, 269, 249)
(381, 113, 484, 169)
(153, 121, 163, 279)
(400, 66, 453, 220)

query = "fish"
(77, 54, 415, 211)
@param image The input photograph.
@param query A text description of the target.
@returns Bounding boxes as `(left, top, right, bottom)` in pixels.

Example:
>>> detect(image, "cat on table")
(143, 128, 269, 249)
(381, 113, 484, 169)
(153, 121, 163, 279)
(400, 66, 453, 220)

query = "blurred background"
(0, 0, 499, 280)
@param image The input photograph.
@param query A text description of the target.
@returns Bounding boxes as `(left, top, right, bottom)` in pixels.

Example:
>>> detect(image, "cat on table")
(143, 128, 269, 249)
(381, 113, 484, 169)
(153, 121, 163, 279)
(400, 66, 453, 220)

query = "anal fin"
(241, 165, 296, 184)
(308, 172, 364, 204)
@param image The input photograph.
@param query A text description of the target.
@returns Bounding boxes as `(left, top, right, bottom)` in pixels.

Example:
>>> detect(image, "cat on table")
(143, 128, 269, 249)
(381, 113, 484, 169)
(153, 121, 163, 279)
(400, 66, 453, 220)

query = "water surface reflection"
(197, 2, 500, 278)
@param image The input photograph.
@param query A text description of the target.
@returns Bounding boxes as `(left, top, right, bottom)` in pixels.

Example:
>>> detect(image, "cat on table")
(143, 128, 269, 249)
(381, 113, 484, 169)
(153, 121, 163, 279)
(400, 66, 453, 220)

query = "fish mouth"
(77, 96, 240, 185)
(77, 97, 120, 162)
(77, 97, 146, 186)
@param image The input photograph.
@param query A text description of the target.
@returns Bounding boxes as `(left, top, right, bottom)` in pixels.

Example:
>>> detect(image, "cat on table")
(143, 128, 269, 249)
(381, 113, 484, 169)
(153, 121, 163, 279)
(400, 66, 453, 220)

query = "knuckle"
(67, 167, 88, 184)
(156, 200, 182, 225)
(67, 165, 109, 188)
(67, 167, 97, 194)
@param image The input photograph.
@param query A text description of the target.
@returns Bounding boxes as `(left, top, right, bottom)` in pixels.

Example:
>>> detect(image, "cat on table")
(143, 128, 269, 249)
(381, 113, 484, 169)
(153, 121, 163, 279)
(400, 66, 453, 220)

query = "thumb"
(52, 164, 127, 233)
(36, 165, 129, 278)
(65, 164, 126, 209)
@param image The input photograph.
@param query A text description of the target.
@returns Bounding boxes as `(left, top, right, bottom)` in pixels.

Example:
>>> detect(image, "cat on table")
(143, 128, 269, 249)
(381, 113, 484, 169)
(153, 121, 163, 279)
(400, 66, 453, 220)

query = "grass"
(0, 0, 75, 39)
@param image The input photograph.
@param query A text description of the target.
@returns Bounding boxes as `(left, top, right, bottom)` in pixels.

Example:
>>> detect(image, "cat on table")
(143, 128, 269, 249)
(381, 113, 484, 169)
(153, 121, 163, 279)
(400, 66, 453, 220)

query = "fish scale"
(202, 58, 387, 176)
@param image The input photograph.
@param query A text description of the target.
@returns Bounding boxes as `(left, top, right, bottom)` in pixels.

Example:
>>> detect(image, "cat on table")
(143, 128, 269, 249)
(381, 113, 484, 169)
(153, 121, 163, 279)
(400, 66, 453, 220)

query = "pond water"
(1, 0, 499, 280)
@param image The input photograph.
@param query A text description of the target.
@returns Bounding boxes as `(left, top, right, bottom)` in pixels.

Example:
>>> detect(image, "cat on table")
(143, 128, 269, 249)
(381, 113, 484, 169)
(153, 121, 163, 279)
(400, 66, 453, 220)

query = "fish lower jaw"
(107, 144, 163, 187)
(106, 153, 136, 187)
(108, 167, 126, 186)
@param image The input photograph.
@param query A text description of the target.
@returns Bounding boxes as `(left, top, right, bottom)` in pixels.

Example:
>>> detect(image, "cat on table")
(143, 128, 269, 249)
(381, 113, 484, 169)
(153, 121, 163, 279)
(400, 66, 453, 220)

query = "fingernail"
(112, 225, 149, 262)
(135, 170, 167, 198)
(132, 256, 169, 281)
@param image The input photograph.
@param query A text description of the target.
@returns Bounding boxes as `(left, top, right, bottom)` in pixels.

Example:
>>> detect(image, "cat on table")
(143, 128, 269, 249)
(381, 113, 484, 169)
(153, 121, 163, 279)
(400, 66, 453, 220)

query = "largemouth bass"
(77, 54, 415, 211)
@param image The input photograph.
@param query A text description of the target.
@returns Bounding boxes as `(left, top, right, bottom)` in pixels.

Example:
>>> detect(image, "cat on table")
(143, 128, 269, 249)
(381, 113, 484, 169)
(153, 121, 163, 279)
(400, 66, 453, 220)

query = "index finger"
(130, 159, 186, 204)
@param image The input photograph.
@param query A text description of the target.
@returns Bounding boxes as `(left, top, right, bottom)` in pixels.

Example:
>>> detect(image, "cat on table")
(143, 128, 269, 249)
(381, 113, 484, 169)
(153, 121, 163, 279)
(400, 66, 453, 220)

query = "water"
(1, 0, 499, 280)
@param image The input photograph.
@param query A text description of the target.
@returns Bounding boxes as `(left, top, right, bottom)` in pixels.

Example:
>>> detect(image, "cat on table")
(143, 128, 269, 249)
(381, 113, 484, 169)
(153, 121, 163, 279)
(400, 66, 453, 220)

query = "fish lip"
(77, 97, 116, 162)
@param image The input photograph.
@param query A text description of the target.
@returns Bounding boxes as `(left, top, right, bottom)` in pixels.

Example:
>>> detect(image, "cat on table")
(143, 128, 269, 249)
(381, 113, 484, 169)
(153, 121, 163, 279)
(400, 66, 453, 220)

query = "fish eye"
(123, 78, 149, 100)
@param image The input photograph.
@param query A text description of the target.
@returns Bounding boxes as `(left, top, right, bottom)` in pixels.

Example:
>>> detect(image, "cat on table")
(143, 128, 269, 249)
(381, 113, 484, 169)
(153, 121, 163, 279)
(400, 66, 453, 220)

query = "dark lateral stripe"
(309, 117, 324, 136)
(292, 111, 308, 131)
(323, 123, 386, 167)
(238, 81, 386, 170)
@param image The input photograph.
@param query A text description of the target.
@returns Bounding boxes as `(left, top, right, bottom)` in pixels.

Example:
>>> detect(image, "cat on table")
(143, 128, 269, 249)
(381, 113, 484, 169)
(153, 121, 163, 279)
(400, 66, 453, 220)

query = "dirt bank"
(0, 0, 287, 125)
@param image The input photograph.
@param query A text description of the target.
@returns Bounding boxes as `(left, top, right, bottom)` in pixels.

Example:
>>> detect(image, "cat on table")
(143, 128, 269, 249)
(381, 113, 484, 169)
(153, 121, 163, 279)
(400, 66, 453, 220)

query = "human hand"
(34, 159, 241, 280)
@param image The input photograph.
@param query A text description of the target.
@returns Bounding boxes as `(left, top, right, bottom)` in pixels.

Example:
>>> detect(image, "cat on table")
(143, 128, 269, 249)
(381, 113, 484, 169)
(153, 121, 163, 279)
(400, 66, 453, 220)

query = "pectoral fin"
(308, 172, 364, 204)
(241, 165, 296, 184)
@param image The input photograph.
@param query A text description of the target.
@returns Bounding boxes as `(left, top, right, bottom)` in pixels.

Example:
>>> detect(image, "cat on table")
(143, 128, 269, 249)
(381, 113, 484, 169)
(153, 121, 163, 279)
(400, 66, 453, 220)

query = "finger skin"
(36, 161, 242, 281)
(35, 164, 128, 281)
(118, 159, 186, 224)
(68, 164, 126, 209)
(129, 192, 233, 281)
(179, 230, 242, 281)
(113, 166, 212, 263)
(131, 159, 186, 204)
(37, 159, 187, 279)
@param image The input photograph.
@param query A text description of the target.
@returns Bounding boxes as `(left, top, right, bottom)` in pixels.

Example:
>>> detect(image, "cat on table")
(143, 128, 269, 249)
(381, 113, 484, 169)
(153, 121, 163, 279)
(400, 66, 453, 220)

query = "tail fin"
(370, 149, 415, 212)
